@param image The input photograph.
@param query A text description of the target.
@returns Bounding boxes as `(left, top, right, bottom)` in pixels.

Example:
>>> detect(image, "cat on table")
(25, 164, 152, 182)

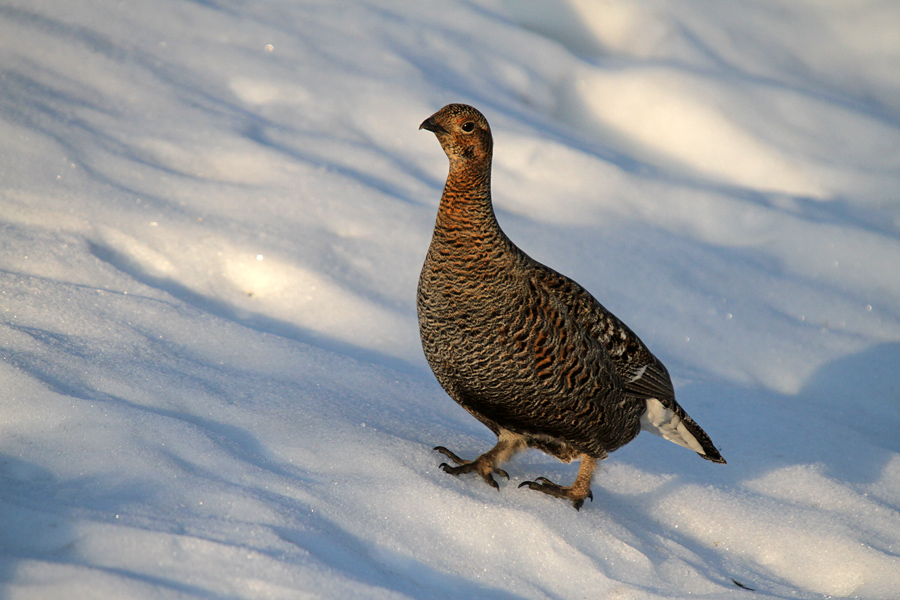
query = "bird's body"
(418, 104, 724, 509)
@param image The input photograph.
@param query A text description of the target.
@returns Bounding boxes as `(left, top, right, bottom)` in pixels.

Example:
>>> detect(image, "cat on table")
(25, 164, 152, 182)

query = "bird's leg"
(433, 446, 510, 489)
(519, 454, 598, 510)
(434, 430, 525, 490)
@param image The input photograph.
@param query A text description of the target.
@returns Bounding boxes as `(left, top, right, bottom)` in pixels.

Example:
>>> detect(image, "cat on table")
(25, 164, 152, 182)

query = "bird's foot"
(433, 446, 509, 490)
(519, 476, 594, 510)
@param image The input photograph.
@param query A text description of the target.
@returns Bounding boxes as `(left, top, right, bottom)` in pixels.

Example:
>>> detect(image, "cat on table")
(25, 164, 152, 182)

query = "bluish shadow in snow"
(0, 335, 526, 599)
(495, 0, 607, 58)
(501, 0, 900, 130)
(1, 5, 434, 213)
(241, 120, 431, 209)
(496, 344, 900, 597)
(798, 341, 900, 456)
(0, 454, 177, 599)
(667, 20, 900, 130)
(0, 452, 404, 599)
(1, 333, 309, 490)
(273, 522, 531, 600)
(0, 68, 175, 205)
(0, 456, 72, 590)
(183, 0, 240, 15)
(85, 239, 418, 375)
(631, 342, 900, 488)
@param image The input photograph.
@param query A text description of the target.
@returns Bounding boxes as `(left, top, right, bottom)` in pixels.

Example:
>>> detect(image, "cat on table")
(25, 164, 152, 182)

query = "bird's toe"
(438, 461, 475, 476)
(519, 477, 592, 510)
(517, 478, 566, 497)
(480, 473, 501, 490)
(435, 449, 505, 491)
(433, 446, 466, 465)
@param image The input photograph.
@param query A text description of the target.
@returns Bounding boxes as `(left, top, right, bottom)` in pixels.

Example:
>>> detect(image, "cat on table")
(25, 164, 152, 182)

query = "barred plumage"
(418, 104, 724, 510)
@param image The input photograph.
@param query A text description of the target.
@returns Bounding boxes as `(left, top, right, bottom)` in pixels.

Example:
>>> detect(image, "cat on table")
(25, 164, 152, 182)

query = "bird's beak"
(419, 115, 447, 134)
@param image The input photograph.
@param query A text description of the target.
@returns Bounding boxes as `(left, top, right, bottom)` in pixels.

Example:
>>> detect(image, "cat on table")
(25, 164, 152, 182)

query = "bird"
(417, 103, 725, 510)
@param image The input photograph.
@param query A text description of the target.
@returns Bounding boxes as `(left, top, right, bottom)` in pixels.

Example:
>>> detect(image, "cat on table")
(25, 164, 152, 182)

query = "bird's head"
(419, 104, 493, 168)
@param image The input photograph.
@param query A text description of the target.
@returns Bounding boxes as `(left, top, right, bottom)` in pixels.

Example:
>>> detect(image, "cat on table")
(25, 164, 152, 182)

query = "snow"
(2, 0, 899, 597)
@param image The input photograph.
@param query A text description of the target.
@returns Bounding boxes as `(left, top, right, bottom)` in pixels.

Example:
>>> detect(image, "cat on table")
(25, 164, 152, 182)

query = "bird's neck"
(436, 163, 500, 236)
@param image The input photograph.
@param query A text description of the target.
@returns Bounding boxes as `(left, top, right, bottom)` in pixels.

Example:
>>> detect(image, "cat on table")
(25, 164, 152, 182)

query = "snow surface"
(2, 0, 900, 598)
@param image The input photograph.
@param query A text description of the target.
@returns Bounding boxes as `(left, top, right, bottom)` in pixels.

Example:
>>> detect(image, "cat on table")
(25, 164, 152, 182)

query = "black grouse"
(418, 104, 725, 510)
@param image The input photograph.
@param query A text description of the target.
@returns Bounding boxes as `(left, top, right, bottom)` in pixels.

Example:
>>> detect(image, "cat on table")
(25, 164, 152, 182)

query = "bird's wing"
(531, 261, 726, 463)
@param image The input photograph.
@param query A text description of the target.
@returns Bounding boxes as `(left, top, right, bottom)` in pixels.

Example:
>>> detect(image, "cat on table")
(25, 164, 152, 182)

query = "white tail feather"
(640, 398, 706, 455)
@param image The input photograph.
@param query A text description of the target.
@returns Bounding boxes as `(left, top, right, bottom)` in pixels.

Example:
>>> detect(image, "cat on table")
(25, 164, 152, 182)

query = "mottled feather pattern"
(418, 104, 724, 509)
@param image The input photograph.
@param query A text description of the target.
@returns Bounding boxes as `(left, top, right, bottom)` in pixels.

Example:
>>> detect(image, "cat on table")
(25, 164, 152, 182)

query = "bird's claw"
(433, 446, 506, 490)
(519, 477, 593, 510)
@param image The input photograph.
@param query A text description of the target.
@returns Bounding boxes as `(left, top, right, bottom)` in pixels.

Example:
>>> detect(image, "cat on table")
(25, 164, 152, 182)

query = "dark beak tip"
(419, 116, 446, 134)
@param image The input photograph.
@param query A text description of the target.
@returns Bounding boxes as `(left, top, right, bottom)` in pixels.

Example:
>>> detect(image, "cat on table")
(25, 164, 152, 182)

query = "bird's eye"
(460, 121, 475, 133)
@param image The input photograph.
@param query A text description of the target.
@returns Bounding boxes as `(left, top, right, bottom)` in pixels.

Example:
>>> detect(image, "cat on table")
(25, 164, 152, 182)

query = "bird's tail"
(639, 397, 726, 464)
